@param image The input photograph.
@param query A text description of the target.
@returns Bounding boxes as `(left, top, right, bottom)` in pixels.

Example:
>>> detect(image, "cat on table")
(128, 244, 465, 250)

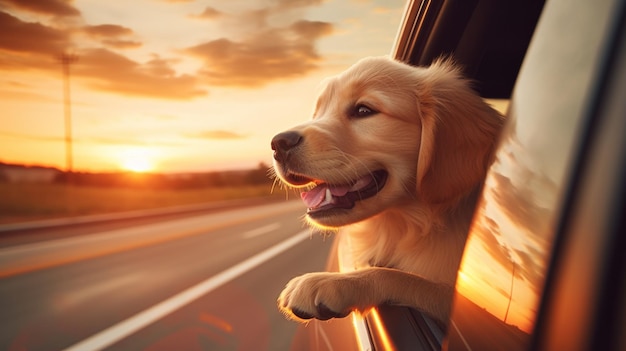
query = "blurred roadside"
(0, 162, 292, 225)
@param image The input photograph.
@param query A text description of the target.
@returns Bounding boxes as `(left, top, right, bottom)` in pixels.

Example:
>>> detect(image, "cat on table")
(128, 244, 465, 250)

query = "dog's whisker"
(269, 169, 279, 195)
(399, 177, 418, 201)
(327, 146, 374, 183)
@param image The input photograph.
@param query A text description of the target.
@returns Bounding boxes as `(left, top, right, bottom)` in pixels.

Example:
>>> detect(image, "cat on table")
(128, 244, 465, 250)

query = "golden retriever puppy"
(271, 56, 504, 326)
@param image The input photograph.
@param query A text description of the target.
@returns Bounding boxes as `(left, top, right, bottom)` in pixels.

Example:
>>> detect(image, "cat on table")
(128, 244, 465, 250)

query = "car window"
(445, 0, 623, 350)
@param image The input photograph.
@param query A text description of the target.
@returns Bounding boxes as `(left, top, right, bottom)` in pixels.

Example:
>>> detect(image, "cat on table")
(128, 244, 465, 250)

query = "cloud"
(513, 246, 546, 293)
(187, 130, 247, 140)
(81, 24, 142, 49)
(473, 213, 512, 270)
(184, 0, 333, 87)
(5, 79, 28, 87)
(0, 12, 204, 99)
(76, 48, 206, 99)
(485, 161, 556, 294)
(0, 0, 80, 17)
(488, 132, 558, 241)
(490, 172, 553, 236)
(1, 0, 334, 97)
(0, 130, 63, 143)
(0, 130, 185, 147)
(469, 131, 560, 294)
(273, 0, 325, 10)
(0, 11, 70, 58)
(472, 211, 546, 294)
(186, 19, 333, 87)
(82, 24, 134, 38)
(99, 39, 142, 49)
(85, 136, 182, 147)
(192, 6, 223, 20)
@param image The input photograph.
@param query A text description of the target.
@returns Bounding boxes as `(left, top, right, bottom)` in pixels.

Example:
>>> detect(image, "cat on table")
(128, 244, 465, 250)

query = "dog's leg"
(277, 267, 453, 324)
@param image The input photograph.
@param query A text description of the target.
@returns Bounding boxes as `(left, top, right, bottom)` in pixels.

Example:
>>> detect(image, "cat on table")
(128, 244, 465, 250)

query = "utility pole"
(58, 53, 78, 178)
(504, 260, 516, 324)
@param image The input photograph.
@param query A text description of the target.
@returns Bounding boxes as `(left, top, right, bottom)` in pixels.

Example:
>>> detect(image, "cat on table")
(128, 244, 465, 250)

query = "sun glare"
(119, 149, 156, 173)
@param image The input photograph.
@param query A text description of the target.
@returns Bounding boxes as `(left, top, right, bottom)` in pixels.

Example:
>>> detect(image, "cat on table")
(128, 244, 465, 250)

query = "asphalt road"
(0, 200, 333, 351)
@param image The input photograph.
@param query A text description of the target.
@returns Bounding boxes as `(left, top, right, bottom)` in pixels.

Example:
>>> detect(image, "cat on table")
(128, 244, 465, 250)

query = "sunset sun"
(119, 149, 156, 173)
(122, 157, 153, 173)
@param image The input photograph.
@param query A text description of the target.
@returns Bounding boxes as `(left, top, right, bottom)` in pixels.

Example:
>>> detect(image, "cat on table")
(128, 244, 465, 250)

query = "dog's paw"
(278, 272, 358, 322)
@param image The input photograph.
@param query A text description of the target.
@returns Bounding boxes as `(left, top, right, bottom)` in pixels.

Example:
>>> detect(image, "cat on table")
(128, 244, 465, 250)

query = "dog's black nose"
(271, 131, 302, 161)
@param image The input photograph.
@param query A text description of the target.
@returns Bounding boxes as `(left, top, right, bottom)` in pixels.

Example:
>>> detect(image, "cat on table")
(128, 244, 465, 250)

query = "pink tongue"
(301, 185, 327, 208)
(300, 184, 352, 208)
(330, 185, 351, 196)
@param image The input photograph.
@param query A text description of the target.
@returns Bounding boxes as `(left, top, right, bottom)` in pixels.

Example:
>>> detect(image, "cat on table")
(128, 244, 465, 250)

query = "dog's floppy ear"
(414, 60, 504, 206)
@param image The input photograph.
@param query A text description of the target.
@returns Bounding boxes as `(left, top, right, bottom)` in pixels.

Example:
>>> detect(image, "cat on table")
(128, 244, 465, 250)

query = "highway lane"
(0, 200, 333, 351)
(0, 197, 286, 248)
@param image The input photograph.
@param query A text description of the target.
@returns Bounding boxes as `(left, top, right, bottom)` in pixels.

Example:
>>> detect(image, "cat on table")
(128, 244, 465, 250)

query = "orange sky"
(454, 118, 562, 334)
(0, 0, 406, 173)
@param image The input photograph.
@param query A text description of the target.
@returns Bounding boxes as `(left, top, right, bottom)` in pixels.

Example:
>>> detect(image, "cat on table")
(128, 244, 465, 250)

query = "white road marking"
(62, 229, 312, 351)
(242, 222, 281, 238)
(0, 201, 304, 278)
(451, 320, 473, 351)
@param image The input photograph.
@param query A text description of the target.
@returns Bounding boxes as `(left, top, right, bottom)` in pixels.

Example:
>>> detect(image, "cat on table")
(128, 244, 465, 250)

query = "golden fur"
(272, 56, 504, 325)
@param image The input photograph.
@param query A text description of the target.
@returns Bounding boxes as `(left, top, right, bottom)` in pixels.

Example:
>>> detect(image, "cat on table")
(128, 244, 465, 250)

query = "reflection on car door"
(445, 0, 626, 350)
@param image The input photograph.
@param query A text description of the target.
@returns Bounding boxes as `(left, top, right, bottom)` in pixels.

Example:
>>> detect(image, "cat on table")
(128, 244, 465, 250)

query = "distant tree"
(246, 162, 272, 185)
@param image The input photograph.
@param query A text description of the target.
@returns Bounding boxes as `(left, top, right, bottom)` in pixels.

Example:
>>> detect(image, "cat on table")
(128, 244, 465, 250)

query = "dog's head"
(272, 56, 503, 229)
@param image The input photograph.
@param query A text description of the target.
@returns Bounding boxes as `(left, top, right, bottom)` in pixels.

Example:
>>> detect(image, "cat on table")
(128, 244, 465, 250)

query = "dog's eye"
(353, 104, 377, 118)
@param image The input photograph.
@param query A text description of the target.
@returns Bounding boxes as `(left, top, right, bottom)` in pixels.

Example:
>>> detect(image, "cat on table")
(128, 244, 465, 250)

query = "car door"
(446, 0, 626, 350)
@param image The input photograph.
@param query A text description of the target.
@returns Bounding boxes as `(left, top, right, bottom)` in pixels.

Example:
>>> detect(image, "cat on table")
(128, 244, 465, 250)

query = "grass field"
(0, 182, 291, 224)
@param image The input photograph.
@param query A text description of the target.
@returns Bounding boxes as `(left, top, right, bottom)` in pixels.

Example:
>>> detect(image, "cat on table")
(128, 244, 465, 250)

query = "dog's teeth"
(350, 176, 371, 191)
(322, 188, 333, 206)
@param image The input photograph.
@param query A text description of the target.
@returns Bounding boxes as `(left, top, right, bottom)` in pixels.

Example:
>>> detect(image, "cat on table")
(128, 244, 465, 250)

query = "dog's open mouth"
(296, 170, 388, 214)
